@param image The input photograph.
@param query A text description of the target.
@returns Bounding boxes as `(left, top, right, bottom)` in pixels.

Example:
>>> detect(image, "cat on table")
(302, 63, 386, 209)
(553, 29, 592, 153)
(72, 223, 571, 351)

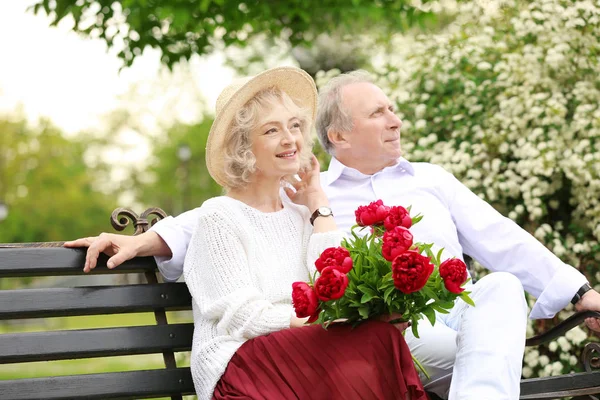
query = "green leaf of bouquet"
(422, 307, 437, 326)
(383, 286, 396, 305)
(365, 255, 380, 268)
(357, 284, 378, 295)
(361, 292, 374, 303)
(436, 248, 445, 265)
(421, 286, 440, 301)
(411, 319, 420, 339)
(412, 214, 424, 224)
(358, 306, 370, 319)
(430, 303, 451, 314)
(460, 292, 476, 307)
(436, 300, 456, 309)
(424, 246, 436, 260)
(350, 299, 363, 308)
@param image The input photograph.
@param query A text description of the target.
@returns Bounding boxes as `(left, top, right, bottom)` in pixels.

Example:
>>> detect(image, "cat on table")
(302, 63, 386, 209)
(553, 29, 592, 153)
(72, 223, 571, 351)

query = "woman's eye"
(265, 127, 277, 135)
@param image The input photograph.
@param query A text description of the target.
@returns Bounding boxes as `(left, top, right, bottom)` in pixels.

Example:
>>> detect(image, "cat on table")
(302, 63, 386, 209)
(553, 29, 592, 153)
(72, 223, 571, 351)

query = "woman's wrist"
(290, 315, 308, 328)
(308, 197, 330, 213)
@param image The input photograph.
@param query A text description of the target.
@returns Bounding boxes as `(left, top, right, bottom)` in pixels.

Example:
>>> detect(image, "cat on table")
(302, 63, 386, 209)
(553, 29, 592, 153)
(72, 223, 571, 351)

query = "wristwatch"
(571, 282, 592, 305)
(310, 206, 333, 225)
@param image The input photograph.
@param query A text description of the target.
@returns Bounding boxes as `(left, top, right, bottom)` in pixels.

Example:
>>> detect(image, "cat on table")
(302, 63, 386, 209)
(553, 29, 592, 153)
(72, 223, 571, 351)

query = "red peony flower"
(392, 250, 434, 294)
(355, 200, 390, 226)
(384, 205, 413, 231)
(315, 247, 353, 274)
(314, 267, 349, 301)
(382, 226, 414, 262)
(439, 258, 468, 294)
(292, 282, 319, 319)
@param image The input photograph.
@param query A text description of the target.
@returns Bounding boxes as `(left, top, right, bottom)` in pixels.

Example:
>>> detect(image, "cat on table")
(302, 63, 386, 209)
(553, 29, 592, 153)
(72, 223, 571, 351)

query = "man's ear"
(328, 129, 350, 149)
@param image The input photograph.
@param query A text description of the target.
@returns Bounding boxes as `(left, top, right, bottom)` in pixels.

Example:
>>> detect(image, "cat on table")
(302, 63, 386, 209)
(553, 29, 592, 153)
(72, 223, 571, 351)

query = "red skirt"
(212, 321, 428, 400)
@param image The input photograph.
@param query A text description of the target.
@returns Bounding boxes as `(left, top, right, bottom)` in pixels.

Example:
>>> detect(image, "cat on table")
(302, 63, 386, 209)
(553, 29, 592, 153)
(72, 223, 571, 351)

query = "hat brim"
(206, 67, 317, 187)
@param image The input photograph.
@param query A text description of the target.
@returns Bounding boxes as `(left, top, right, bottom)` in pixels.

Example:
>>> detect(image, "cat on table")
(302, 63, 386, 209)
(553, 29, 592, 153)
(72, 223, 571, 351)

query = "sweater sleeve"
(183, 210, 293, 340)
(305, 228, 346, 275)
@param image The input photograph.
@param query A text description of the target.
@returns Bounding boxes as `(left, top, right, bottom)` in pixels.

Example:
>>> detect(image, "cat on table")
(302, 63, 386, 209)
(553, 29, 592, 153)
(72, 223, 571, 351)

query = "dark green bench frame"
(0, 208, 599, 400)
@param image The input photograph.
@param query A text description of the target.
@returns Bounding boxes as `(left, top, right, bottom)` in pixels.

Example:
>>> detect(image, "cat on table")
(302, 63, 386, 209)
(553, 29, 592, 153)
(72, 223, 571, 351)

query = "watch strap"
(310, 207, 333, 225)
(571, 283, 592, 305)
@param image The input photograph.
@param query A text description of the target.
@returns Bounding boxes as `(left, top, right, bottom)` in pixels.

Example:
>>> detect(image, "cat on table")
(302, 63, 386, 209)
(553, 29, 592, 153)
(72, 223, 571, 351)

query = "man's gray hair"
(315, 70, 374, 155)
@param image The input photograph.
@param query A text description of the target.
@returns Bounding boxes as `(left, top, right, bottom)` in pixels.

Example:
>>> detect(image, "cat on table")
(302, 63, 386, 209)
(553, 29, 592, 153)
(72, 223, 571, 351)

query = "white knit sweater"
(183, 195, 344, 400)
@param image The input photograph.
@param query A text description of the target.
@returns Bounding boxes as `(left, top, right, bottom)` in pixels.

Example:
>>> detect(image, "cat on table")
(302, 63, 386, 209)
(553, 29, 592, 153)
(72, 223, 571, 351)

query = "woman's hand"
(376, 313, 411, 333)
(284, 155, 329, 213)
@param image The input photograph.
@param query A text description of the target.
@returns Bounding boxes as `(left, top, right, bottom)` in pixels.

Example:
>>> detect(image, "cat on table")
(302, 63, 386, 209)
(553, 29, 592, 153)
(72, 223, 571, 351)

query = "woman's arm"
(184, 210, 296, 339)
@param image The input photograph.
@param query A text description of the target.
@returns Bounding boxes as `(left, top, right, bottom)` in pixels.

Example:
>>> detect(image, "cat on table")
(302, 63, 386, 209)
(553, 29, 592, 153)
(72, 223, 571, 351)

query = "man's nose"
(387, 111, 402, 130)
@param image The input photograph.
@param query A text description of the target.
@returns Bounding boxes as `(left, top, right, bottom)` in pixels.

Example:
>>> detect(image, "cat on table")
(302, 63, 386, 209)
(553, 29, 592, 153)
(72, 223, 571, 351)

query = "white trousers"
(405, 272, 528, 400)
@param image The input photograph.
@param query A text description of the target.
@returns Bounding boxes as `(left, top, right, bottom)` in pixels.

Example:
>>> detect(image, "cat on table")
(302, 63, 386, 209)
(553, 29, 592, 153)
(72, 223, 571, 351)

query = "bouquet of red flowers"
(292, 200, 475, 339)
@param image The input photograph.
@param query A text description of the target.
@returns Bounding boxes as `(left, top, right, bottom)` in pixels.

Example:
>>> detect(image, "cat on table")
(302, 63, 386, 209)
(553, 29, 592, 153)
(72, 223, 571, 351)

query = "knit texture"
(183, 195, 344, 400)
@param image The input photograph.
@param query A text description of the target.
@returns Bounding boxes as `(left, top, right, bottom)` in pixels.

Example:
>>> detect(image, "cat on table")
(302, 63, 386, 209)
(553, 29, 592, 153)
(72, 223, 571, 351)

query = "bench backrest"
(0, 241, 195, 400)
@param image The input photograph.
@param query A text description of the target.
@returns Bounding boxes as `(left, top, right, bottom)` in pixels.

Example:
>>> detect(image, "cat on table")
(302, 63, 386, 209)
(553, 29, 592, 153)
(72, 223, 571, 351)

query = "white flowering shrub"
(318, 0, 600, 379)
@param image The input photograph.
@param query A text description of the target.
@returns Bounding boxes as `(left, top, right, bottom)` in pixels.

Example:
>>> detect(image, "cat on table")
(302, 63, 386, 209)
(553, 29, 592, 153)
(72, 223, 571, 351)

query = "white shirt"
(151, 157, 586, 319)
(183, 195, 344, 399)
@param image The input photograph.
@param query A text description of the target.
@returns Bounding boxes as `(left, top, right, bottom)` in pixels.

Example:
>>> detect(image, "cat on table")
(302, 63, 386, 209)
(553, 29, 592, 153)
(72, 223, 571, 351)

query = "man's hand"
(575, 289, 600, 333)
(63, 231, 170, 273)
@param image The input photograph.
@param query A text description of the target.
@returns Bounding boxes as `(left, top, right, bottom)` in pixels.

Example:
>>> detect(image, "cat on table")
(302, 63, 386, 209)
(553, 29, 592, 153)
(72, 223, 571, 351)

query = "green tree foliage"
(0, 118, 118, 242)
(134, 117, 222, 215)
(29, 0, 436, 69)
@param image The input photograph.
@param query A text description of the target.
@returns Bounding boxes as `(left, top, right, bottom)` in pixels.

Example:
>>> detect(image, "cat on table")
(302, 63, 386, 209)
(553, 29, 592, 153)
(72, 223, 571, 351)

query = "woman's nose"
(281, 128, 294, 144)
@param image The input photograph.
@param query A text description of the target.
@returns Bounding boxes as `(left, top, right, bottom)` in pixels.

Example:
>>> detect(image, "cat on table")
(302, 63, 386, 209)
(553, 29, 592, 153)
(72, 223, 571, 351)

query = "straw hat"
(205, 66, 317, 187)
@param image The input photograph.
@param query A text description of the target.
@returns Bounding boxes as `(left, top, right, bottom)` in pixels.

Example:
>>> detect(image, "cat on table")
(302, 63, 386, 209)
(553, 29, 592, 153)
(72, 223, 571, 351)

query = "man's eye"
(291, 122, 301, 129)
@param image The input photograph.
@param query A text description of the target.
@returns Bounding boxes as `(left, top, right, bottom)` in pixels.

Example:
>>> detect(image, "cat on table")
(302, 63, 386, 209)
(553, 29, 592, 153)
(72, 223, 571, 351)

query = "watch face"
(319, 207, 332, 216)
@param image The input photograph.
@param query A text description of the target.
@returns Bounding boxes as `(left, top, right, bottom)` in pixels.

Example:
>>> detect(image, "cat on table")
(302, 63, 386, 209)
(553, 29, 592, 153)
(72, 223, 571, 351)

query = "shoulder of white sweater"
(194, 196, 248, 231)
(201, 193, 310, 218)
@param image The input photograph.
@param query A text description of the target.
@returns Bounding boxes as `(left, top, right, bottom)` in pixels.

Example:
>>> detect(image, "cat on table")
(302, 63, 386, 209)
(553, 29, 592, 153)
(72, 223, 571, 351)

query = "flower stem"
(412, 354, 430, 380)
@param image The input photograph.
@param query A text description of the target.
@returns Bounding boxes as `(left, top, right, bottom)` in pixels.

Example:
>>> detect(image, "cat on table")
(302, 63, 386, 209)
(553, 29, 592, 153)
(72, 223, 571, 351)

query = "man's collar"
(325, 157, 415, 185)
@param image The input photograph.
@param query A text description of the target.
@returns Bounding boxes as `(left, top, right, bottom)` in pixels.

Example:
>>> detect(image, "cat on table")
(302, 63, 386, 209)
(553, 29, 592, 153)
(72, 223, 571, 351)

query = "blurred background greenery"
(1, 0, 599, 392)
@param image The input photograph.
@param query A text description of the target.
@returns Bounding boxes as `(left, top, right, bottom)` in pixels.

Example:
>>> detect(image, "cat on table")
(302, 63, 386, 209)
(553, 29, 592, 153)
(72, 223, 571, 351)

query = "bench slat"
(520, 371, 600, 399)
(0, 247, 157, 277)
(0, 368, 195, 400)
(0, 323, 193, 363)
(0, 283, 192, 319)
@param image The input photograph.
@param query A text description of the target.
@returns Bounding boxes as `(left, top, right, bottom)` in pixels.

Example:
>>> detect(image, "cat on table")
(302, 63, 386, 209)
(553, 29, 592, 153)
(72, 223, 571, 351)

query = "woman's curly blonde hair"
(221, 86, 314, 190)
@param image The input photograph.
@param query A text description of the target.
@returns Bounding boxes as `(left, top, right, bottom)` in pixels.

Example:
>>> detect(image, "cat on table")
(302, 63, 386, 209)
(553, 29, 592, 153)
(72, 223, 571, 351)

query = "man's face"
(336, 82, 403, 173)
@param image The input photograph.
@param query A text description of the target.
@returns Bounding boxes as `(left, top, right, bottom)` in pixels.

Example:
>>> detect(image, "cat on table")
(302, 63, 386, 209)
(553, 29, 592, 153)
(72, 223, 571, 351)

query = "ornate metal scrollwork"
(582, 342, 600, 373)
(110, 207, 168, 235)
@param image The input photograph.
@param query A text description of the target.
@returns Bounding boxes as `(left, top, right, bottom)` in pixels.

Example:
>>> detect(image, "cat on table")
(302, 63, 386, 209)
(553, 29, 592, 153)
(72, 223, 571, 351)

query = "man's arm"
(64, 207, 201, 281)
(437, 167, 589, 320)
(147, 209, 200, 281)
(64, 231, 171, 271)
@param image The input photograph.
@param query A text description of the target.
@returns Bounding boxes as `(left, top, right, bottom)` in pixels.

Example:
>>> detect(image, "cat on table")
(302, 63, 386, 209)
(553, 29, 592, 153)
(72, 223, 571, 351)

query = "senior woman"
(185, 67, 427, 400)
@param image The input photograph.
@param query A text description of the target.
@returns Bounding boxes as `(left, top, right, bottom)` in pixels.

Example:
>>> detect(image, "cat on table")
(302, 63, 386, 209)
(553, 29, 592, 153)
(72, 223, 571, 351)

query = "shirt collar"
(325, 157, 415, 185)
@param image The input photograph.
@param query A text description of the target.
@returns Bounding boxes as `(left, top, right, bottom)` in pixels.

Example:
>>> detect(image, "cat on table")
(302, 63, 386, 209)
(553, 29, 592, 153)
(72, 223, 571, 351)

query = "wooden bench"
(0, 208, 195, 400)
(1, 208, 599, 400)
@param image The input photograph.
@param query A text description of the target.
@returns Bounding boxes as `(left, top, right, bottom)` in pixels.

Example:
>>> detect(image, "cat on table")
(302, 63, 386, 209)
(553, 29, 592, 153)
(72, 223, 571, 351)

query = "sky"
(0, 1, 236, 136)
